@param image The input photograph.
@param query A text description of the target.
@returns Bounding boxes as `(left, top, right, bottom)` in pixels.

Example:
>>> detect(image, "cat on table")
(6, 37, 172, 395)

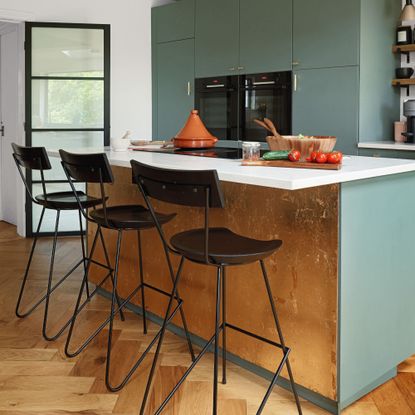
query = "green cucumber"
(262, 150, 290, 161)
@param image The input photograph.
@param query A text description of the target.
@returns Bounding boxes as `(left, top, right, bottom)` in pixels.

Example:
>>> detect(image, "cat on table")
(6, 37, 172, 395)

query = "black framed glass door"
(25, 22, 110, 236)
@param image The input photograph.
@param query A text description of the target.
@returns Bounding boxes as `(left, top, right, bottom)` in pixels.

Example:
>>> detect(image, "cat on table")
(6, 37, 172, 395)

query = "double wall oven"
(195, 71, 292, 143)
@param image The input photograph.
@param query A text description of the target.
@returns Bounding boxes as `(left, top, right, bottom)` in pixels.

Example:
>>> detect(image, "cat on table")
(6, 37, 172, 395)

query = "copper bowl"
(173, 137, 218, 149)
(266, 135, 337, 159)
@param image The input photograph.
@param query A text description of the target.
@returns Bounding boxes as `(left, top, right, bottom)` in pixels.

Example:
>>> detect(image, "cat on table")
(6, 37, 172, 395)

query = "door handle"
(0, 123, 4, 137)
(237, 66, 245, 70)
(228, 67, 236, 71)
(187, 81, 192, 96)
(293, 74, 298, 92)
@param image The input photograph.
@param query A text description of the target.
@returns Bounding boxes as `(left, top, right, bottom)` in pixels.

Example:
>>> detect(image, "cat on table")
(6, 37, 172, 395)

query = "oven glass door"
(240, 73, 292, 142)
(195, 76, 239, 141)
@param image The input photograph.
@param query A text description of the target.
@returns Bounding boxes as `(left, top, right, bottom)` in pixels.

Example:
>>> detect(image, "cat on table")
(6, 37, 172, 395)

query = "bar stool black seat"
(59, 150, 195, 392)
(171, 227, 282, 265)
(35, 191, 104, 210)
(11, 143, 122, 343)
(90, 205, 175, 229)
(130, 160, 303, 415)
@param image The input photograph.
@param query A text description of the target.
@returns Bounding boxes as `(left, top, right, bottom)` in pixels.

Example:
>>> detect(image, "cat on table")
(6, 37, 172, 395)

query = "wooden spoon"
(254, 119, 273, 133)
(264, 118, 284, 140)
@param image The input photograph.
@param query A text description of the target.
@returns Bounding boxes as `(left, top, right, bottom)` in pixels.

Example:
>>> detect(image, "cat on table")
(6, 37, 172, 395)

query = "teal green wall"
(359, 0, 400, 142)
(340, 172, 415, 408)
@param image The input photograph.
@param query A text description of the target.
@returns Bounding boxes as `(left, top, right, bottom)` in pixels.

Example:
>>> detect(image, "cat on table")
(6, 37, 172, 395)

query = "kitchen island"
(49, 149, 415, 414)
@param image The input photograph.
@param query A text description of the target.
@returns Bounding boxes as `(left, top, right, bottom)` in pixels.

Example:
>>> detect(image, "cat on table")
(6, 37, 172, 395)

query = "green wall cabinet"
(153, 0, 195, 43)
(155, 39, 195, 140)
(239, 0, 292, 74)
(293, 0, 360, 69)
(292, 66, 359, 155)
(195, 0, 239, 78)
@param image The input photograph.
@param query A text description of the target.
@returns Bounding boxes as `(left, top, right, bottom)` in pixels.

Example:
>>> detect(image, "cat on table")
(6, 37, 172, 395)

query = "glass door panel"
(26, 23, 110, 236)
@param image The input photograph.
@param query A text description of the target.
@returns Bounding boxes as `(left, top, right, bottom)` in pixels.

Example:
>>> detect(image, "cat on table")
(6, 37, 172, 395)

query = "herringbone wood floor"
(0, 221, 414, 414)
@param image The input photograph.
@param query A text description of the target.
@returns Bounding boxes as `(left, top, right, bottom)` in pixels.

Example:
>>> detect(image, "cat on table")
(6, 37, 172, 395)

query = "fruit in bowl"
(266, 135, 337, 161)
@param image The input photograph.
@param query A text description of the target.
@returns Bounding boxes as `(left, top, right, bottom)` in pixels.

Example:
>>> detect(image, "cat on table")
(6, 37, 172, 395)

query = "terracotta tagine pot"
(173, 110, 218, 148)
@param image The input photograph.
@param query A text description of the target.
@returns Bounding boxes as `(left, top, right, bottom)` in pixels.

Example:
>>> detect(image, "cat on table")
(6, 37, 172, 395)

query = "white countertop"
(48, 147, 415, 191)
(358, 141, 415, 151)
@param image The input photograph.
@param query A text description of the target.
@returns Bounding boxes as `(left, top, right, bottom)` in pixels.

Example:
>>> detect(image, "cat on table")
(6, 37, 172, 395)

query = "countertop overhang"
(48, 147, 415, 191)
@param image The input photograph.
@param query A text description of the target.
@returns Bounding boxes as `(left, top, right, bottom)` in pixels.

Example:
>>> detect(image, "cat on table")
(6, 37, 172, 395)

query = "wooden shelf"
(392, 78, 415, 86)
(392, 44, 415, 53)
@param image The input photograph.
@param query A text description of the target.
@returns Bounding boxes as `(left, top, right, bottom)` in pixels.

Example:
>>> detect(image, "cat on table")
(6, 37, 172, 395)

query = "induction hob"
(133, 146, 244, 159)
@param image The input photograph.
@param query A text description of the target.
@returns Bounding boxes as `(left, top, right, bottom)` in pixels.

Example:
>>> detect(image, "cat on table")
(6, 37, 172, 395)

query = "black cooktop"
(136, 146, 244, 159)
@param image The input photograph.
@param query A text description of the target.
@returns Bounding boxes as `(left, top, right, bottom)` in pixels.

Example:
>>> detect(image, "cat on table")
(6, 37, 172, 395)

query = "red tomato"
(288, 149, 301, 162)
(327, 152, 341, 164)
(309, 151, 318, 162)
(316, 153, 328, 163)
(332, 151, 343, 162)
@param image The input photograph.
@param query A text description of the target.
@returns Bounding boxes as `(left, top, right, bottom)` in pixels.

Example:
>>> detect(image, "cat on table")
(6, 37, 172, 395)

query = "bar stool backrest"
(131, 159, 225, 264)
(11, 143, 51, 203)
(59, 150, 114, 227)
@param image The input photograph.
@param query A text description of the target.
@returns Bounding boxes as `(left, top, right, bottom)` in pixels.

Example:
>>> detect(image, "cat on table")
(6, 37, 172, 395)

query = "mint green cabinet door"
(195, 0, 239, 78)
(293, 0, 360, 69)
(156, 39, 195, 140)
(153, 0, 195, 43)
(293, 66, 359, 155)
(240, 0, 292, 74)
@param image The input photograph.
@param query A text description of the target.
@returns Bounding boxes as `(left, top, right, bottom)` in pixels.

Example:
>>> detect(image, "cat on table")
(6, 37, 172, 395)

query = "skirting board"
(97, 287, 339, 414)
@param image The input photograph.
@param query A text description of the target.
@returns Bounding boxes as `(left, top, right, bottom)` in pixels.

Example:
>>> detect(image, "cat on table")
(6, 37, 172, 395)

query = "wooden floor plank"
(0, 391, 118, 412)
(0, 348, 57, 361)
(0, 375, 95, 393)
(371, 379, 414, 415)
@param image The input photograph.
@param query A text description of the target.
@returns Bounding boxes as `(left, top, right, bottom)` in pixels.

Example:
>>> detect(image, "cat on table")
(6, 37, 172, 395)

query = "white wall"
(0, 0, 153, 140)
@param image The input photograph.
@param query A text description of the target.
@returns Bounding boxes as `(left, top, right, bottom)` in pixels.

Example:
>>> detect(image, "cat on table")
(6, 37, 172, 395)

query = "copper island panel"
(88, 166, 339, 400)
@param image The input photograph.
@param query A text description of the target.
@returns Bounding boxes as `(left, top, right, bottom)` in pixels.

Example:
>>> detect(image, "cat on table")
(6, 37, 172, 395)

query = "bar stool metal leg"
(64, 225, 128, 357)
(15, 206, 46, 318)
(137, 230, 147, 334)
(139, 256, 186, 415)
(163, 245, 195, 362)
(260, 259, 303, 415)
(42, 210, 61, 341)
(222, 266, 227, 385)
(105, 230, 123, 389)
(98, 227, 125, 322)
(213, 265, 222, 415)
(78, 209, 90, 299)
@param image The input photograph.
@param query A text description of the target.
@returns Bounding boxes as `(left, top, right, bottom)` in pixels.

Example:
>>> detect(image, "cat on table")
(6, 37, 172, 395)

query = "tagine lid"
(174, 110, 218, 141)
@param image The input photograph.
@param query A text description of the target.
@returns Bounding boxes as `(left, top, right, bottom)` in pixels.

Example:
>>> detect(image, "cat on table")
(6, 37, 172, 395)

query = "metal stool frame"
(129, 160, 303, 415)
(60, 150, 195, 392)
(12, 143, 124, 342)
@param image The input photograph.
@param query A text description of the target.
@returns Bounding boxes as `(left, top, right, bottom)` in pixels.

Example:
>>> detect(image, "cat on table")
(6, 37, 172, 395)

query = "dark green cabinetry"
(293, 66, 359, 155)
(293, 0, 360, 69)
(195, 0, 239, 77)
(155, 39, 195, 140)
(153, 0, 195, 43)
(239, 0, 292, 74)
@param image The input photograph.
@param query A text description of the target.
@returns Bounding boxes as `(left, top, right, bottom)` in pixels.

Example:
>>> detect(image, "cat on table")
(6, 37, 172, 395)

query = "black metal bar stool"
(59, 150, 195, 392)
(130, 160, 303, 415)
(11, 143, 124, 342)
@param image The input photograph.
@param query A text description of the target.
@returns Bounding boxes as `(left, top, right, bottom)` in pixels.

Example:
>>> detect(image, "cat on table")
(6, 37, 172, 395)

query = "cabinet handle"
(292, 61, 300, 66)
(237, 66, 245, 70)
(187, 81, 191, 96)
(293, 74, 298, 92)
(228, 67, 236, 71)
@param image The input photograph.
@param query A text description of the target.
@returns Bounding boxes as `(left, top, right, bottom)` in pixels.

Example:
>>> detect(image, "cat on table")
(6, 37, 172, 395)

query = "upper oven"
(240, 72, 292, 142)
(195, 71, 292, 143)
(195, 76, 239, 141)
